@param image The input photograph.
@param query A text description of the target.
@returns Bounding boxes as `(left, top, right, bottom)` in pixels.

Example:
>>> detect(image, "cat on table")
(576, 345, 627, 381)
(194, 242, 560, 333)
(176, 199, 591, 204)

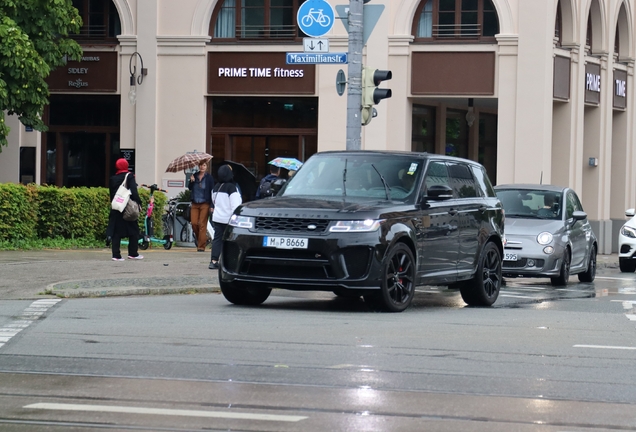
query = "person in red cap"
(107, 158, 144, 261)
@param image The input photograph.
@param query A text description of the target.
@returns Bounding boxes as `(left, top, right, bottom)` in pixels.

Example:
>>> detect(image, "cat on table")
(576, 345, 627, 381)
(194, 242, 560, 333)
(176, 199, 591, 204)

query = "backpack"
(258, 179, 275, 198)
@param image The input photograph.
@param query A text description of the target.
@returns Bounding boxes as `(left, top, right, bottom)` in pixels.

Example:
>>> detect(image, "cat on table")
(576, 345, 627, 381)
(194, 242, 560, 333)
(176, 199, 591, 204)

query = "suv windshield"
(280, 153, 424, 202)
(497, 189, 562, 220)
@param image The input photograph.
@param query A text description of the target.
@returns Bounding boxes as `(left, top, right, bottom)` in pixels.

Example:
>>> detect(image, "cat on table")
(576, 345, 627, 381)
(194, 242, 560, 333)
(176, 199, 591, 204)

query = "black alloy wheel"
(578, 246, 596, 282)
(365, 243, 415, 312)
(460, 242, 502, 306)
(551, 249, 571, 286)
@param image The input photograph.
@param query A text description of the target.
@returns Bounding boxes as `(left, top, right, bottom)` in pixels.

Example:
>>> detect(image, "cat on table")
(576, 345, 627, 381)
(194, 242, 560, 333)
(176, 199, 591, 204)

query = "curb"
(46, 276, 220, 298)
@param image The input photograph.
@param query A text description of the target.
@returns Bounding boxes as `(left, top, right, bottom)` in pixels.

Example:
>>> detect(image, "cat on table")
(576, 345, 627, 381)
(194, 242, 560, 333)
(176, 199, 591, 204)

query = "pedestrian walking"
(209, 164, 242, 269)
(108, 158, 144, 261)
(188, 160, 214, 252)
(256, 164, 280, 199)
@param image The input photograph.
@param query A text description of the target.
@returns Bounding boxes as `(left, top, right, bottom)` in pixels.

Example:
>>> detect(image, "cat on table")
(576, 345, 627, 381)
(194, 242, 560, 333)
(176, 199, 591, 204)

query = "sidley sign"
(47, 52, 117, 93)
(613, 69, 627, 110)
(584, 63, 601, 105)
(208, 52, 315, 95)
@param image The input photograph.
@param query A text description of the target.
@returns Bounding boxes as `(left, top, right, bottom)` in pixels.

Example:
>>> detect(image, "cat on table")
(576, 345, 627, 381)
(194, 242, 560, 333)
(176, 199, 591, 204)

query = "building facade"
(0, 0, 634, 254)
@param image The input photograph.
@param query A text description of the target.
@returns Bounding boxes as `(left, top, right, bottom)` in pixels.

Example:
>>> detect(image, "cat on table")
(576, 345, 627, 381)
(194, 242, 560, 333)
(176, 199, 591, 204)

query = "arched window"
(413, 0, 499, 41)
(585, 14, 592, 51)
(71, 0, 121, 43)
(555, 1, 562, 46)
(210, 0, 303, 41)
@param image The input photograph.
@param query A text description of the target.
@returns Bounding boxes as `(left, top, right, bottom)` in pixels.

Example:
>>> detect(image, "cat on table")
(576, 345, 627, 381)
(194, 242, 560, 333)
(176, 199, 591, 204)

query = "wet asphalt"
(0, 246, 620, 300)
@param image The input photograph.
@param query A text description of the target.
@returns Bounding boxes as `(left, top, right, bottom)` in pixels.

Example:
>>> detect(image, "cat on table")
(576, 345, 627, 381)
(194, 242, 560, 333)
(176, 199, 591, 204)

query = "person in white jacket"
(209, 164, 242, 269)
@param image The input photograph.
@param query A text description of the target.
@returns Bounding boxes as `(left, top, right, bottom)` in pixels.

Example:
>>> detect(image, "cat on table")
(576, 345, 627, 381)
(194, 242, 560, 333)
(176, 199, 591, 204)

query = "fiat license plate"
(263, 236, 308, 249)
(503, 252, 518, 261)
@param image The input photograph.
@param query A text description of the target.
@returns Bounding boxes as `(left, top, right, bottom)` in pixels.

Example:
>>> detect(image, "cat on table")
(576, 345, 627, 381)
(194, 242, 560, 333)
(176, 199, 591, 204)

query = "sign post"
(345, 0, 364, 150)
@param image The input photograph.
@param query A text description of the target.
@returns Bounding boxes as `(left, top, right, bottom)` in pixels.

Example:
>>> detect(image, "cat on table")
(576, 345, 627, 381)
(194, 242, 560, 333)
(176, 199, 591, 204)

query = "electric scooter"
(122, 184, 174, 250)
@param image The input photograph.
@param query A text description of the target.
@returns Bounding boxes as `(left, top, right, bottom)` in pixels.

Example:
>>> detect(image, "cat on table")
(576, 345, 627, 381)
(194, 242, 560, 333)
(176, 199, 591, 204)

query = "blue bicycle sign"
(297, 0, 335, 38)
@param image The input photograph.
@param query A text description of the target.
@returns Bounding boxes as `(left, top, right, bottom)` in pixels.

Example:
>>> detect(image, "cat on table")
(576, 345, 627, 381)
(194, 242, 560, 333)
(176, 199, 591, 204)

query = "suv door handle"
(448, 209, 458, 216)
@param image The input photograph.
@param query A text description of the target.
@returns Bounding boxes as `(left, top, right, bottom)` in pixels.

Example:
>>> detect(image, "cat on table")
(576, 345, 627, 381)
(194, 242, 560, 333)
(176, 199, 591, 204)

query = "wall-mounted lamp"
(128, 52, 148, 105)
(465, 98, 476, 127)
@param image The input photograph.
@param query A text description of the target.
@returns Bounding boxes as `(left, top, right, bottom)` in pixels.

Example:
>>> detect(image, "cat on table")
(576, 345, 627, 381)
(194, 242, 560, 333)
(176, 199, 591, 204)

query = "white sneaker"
(128, 255, 144, 260)
(112, 257, 125, 261)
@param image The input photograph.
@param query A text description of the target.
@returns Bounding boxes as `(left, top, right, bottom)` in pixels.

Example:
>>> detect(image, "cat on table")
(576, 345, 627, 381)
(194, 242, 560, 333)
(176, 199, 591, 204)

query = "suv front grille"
(255, 217, 329, 234)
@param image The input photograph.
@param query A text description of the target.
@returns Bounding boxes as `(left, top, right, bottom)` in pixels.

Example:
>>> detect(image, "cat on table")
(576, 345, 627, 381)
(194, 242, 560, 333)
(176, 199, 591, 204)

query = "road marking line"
(24, 403, 308, 422)
(625, 314, 636, 321)
(573, 345, 636, 350)
(500, 294, 536, 299)
(0, 299, 61, 351)
(596, 276, 636, 281)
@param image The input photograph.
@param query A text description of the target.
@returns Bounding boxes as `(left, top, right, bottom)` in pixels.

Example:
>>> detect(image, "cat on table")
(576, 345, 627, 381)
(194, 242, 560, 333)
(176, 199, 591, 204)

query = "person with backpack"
(256, 164, 280, 199)
(209, 164, 242, 270)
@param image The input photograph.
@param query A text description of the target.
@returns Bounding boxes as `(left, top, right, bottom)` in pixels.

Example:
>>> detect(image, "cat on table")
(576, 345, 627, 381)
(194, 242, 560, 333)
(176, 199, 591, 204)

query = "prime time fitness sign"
(208, 52, 315, 95)
(584, 63, 601, 105)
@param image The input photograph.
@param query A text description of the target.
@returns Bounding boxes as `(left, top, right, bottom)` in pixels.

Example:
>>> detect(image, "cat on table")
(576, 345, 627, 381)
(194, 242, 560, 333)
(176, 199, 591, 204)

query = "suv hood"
(238, 196, 410, 219)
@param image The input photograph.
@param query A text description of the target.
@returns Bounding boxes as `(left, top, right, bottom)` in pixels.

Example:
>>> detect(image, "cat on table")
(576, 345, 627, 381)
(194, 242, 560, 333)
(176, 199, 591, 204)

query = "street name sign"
(297, 0, 335, 38)
(287, 53, 348, 65)
(303, 38, 330, 53)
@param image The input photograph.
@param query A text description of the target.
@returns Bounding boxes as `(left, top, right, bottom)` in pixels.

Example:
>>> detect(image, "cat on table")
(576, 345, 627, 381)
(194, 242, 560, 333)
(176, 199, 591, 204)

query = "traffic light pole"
(345, 0, 364, 150)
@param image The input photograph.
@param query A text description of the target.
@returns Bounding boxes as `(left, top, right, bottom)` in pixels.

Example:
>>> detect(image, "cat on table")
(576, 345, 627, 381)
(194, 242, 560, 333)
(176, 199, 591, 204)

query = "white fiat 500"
(618, 208, 636, 272)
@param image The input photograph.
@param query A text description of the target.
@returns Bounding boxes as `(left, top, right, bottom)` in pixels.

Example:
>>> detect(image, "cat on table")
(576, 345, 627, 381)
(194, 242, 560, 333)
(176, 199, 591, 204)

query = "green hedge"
(0, 183, 167, 244)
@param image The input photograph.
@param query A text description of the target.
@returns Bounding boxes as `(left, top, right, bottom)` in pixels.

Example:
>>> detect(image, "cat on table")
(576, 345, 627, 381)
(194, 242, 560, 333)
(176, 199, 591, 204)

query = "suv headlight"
(229, 215, 254, 229)
(329, 219, 382, 233)
(621, 225, 636, 239)
(537, 232, 553, 245)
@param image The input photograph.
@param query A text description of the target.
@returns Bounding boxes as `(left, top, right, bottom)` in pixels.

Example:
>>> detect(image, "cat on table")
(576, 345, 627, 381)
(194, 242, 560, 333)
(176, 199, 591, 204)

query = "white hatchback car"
(619, 208, 636, 272)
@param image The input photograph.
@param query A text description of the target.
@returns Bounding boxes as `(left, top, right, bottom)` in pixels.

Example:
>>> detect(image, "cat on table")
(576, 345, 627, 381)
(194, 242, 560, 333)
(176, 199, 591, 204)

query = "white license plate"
(503, 253, 518, 261)
(263, 236, 308, 249)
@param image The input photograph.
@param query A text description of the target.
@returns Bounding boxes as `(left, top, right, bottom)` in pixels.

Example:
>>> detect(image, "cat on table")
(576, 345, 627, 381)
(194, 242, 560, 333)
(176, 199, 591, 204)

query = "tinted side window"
(448, 163, 478, 198)
(471, 166, 496, 197)
(423, 161, 450, 193)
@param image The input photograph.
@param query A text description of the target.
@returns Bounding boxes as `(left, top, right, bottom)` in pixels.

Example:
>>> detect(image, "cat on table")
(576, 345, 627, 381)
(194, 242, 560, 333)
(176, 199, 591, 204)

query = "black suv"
(219, 151, 504, 312)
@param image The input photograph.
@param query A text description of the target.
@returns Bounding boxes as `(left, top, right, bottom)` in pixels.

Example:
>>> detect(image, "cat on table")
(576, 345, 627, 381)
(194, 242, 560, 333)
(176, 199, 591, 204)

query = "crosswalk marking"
(24, 403, 308, 422)
(0, 299, 62, 351)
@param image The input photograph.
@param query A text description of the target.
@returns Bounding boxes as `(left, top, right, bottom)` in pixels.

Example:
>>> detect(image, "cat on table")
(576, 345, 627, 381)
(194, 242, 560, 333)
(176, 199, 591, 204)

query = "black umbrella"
(223, 160, 257, 202)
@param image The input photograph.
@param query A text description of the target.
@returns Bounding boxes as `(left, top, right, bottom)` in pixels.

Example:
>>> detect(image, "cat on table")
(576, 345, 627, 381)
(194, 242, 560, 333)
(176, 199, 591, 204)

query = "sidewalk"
(0, 246, 621, 300)
(0, 246, 220, 300)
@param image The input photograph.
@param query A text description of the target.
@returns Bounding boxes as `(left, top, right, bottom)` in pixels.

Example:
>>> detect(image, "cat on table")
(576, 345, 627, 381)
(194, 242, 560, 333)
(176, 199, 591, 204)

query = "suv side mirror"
(425, 184, 453, 201)
(626, 208, 635, 218)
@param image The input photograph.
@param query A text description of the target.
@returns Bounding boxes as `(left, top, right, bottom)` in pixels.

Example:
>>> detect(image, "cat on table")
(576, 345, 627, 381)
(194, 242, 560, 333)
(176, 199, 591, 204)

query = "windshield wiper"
(342, 159, 347, 198)
(371, 164, 391, 200)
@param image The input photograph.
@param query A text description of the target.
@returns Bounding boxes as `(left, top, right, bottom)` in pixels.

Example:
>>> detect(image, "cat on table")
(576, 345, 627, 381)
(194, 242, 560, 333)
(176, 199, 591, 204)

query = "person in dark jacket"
(209, 164, 242, 269)
(108, 158, 143, 261)
(255, 164, 280, 199)
(188, 160, 214, 252)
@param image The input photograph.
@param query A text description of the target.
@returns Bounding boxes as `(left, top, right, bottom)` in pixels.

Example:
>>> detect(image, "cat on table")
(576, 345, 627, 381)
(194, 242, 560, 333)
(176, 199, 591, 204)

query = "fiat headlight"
(229, 215, 254, 229)
(621, 226, 636, 238)
(330, 220, 382, 232)
(537, 232, 553, 245)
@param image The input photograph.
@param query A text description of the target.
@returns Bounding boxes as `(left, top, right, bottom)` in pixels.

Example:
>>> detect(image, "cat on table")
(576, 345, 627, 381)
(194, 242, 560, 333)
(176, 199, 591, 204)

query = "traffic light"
(361, 67, 392, 125)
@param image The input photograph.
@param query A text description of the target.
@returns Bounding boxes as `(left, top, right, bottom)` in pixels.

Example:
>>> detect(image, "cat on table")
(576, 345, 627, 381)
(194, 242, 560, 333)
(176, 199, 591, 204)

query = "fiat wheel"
(551, 249, 571, 286)
(578, 246, 596, 282)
